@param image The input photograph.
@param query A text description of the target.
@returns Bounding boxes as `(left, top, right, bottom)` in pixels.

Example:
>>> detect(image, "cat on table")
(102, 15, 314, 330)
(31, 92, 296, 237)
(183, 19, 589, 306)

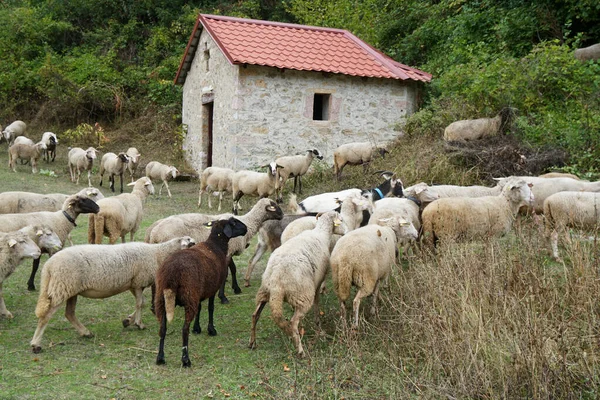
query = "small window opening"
(313, 93, 330, 121)
(204, 42, 210, 72)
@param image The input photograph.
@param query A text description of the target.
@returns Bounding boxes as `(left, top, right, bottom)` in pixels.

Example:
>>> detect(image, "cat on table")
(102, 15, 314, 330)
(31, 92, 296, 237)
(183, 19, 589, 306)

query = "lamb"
(231, 162, 283, 214)
(145, 198, 283, 303)
(249, 211, 346, 357)
(331, 216, 418, 329)
(155, 218, 247, 367)
(0, 187, 104, 214)
(145, 161, 178, 198)
(275, 149, 323, 200)
(288, 171, 404, 214)
(99, 151, 130, 193)
(0, 228, 42, 318)
(243, 214, 307, 287)
(443, 108, 514, 142)
(421, 178, 534, 247)
(30, 236, 196, 353)
(494, 176, 600, 213)
(68, 147, 98, 186)
(126, 147, 141, 182)
(333, 142, 388, 180)
(8, 142, 46, 173)
(198, 166, 235, 211)
(88, 177, 154, 244)
(0, 194, 100, 289)
(543, 191, 600, 261)
(539, 172, 581, 180)
(574, 43, 600, 62)
(41, 132, 58, 162)
(2, 120, 27, 146)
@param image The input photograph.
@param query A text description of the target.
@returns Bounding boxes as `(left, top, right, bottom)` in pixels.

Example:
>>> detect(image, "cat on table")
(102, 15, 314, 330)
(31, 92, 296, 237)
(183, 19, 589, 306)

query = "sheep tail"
(163, 289, 176, 323)
(287, 194, 300, 214)
(93, 214, 105, 244)
(269, 288, 291, 335)
(35, 269, 53, 318)
(333, 263, 352, 303)
(333, 153, 340, 175)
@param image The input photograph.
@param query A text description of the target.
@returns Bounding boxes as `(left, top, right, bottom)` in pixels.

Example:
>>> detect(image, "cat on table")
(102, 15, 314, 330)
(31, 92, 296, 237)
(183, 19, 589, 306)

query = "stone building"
(175, 14, 431, 171)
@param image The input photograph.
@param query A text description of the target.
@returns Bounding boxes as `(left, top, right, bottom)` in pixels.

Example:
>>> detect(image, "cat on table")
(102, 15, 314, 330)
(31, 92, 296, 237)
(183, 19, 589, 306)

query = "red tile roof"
(175, 14, 432, 84)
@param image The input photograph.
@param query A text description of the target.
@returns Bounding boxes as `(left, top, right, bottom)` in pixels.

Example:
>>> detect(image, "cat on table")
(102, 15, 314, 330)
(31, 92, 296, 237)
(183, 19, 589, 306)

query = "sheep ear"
(127, 182, 136, 186)
(8, 239, 17, 248)
(223, 224, 234, 238)
(266, 205, 277, 211)
(36, 229, 43, 236)
(203, 221, 213, 229)
(334, 197, 342, 205)
(315, 212, 323, 220)
(397, 218, 410, 226)
(276, 164, 284, 169)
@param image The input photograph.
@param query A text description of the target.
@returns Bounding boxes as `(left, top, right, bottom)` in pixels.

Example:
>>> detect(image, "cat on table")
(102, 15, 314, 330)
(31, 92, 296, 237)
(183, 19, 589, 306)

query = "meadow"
(1, 138, 599, 399)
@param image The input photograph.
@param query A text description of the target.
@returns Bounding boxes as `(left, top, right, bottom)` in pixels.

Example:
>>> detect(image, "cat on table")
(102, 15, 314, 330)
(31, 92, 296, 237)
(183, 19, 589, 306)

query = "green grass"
(1, 138, 600, 399)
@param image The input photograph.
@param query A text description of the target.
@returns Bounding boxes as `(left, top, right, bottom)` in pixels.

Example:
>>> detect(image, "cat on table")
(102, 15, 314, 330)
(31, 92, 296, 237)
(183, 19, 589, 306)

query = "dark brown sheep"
(154, 217, 248, 367)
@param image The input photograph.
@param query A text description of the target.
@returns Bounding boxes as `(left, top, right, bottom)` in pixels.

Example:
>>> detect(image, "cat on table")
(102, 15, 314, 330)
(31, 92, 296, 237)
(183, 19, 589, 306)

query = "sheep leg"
(181, 304, 198, 368)
(122, 287, 145, 329)
(31, 303, 62, 353)
(207, 295, 217, 336)
(192, 301, 202, 334)
(218, 281, 229, 304)
(198, 188, 205, 208)
(352, 286, 374, 330)
(249, 301, 267, 349)
(244, 241, 268, 287)
(0, 283, 13, 319)
(290, 308, 307, 358)
(27, 257, 41, 291)
(229, 259, 242, 294)
(370, 280, 382, 317)
(65, 296, 93, 337)
(313, 288, 322, 332)
(156, 315, 167, 365)
(87, 170, 92, 187)
(109, 174, 115, 192)
(163, 180, 172, 198)
(232, 191, 244, 215)
(218, 191, 224, 212)
(119, 173, 124, 193)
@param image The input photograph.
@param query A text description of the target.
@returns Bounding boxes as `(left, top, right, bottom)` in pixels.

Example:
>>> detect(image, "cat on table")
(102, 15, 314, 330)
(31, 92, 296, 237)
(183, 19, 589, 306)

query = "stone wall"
(182, 31, 421, 171)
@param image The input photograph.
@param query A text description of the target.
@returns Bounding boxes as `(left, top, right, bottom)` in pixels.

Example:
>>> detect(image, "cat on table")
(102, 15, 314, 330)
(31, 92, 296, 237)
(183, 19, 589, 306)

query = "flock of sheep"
(1, 117, 599, 367)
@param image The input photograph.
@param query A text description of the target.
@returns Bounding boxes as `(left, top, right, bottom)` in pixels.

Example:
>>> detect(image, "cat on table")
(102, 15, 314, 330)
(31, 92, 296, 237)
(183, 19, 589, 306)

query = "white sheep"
(126, 147, 141, 182)
(12, 136, 34, 146)
(145, 161, 178, 198)
(574, 43, 600, 62)
(88, 177, 154, 244)
(443, 108, 514, 142)
(40, 132, 58, 162)
(333, 142, 388, 181)
(145, 198, 283, 303)
(198, 166, 235, 211)
(421, 178, 534, 246)
(369, 197, 422, 253)
(8, 142, 46, 173)
(494, 176, 600, 213)
(249, 211, 346, 357)
(331, 216, 418, 329)
(0, 228, 42, 318)
(68, 147, 98, 186)
(401, 182, 441, 206)
(30, 236, 196, 353)
(0, 187, 104, 214)
(275, 149, 323, 200)
(2, 120, 27, 145)
(543, 191, 600, 261)
(403, 182, 502, 201)
(99, 151, 130, 193)
(538, 172, 581, 180)
(231, 162, 283, 214)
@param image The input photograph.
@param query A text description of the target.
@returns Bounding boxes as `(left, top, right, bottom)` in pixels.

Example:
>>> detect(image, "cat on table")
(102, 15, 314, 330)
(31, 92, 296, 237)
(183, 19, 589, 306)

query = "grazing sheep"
(145, 161, 178, 198)
(68, 147, 98, 187)
(243, 214, 307, 287)
(155, 218, 247, 367)
(403, 182, 502, 201)
(275, 149, 323, 200)
(333, 142, 388, 180)
(538, 172, 581, 180)
(421, 178, 534, 247)
(331, 217, 418, 329)
(0, 229, 42, 318)
(0, 194, 100, 291)
(289, 171, 404, 214)
(369, 197, 421, 236)
(249, 211, 346, 357)
(494, 176, 600, 213)
(99, 152, 130, 193)
(12, 136, 34, 146)
(88, 177, 154, 244)
(232, 162, 283, 214)
(126, 147, 141, 182)
(30, 236, 196, 353)
(198, 166, 234, 211)
(41, 132, 58, 162)
(8, 142, 46, 173)
(543, 191, 600, 261)
(0, 187, 104, 214)
(146, 198, 283, 304)
(574, 43, 600, 62)
(2, 120, 27, 145)
(402, 182, 441, 208)
(443, 108, 514, 142)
